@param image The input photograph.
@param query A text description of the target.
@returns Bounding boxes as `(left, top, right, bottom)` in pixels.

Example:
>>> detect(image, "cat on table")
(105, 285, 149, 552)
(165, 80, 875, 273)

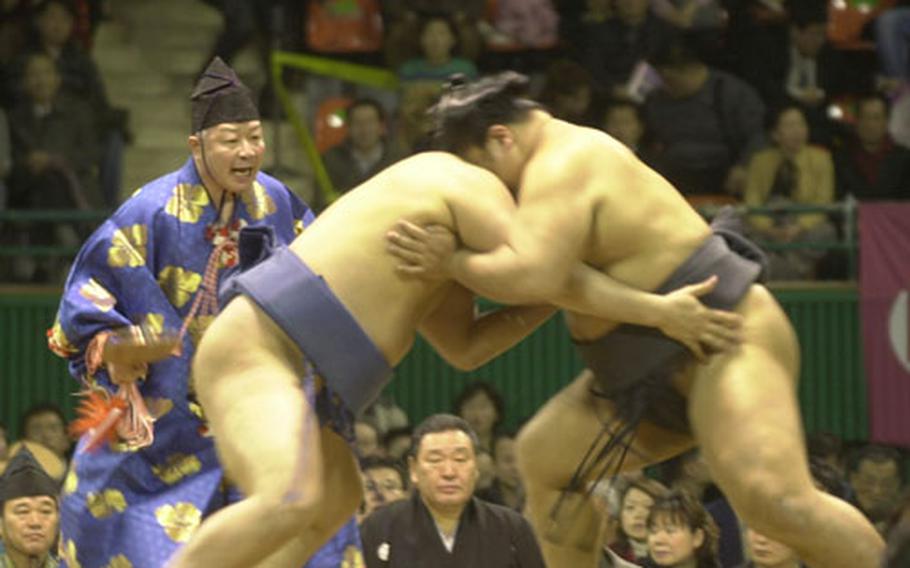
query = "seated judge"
(359, 414, 545, 567)
(0, 446, 61, 568)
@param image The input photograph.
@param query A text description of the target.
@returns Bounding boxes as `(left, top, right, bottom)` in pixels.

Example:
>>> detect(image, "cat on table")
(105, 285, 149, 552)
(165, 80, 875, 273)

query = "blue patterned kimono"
(49, 158, 363, 568)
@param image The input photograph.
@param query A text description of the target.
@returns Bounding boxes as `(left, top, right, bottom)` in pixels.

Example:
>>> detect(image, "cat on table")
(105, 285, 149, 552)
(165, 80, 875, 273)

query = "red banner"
(860, 202, 910, 447)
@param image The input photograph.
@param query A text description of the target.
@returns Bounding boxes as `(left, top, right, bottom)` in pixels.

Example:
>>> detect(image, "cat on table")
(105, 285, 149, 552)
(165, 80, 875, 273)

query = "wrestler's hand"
(386, 220, 456, 280)
(658, 275, 743, 360)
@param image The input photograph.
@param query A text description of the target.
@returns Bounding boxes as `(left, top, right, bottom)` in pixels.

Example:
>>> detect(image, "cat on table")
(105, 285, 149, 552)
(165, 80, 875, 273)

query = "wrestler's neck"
(511, 110, 554, 163)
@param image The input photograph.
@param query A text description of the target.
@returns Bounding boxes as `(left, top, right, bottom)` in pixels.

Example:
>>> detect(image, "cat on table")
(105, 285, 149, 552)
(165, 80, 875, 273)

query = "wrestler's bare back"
(205, 152, 516, 369)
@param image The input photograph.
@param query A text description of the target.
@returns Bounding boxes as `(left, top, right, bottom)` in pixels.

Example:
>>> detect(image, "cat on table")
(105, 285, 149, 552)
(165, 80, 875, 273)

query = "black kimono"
(359, 493, 546, 568)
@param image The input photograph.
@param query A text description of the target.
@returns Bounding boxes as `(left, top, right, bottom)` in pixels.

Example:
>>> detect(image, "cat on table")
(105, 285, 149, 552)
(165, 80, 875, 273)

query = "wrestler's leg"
(689, 286, 884, 568)
(517, 370, 695, 568)
(170, 336, 327, 566)
(257, 428, 364, 568)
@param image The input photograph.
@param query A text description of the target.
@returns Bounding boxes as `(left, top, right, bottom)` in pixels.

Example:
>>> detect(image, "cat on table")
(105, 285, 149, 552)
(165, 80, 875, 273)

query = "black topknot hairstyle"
(430, 71, 542, 153)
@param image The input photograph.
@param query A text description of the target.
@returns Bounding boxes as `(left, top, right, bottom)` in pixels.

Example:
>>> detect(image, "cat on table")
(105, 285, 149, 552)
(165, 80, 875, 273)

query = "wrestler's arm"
(417, 283, 556, 371)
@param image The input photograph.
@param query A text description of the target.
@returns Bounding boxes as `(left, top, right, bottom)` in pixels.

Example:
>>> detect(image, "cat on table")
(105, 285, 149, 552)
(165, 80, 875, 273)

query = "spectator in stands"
(874, 4, 910, 96)
(322, 98, 400, 198)
(0, 446, 60, 568)
(397, 14, 477, 83)
(384, 426, 413, 462)
(645, 34, 765, 197)
(566, 0, 669, 102)
(359, 414, 546, 567)
(393, 81, 439, 155)
(738, 527, 803, 568)
(603, 99, 647, 155)
(849, 445, 905, 534)
(741, 0, 843, 145)
(647, 490, 720, 568)
(25, 0, 126, 206)
(383, 0, 484, 68)
(453, 380, 504, 452)
(362, 393, 409, 437)
(475, 447, 495, 493)
(806, 432, 847, 478)
(651, 0, 727, 32)
(610, 477, 669, 564)
(355, 420, 383, 458)
(476, 433, 524, 511)
(19, 403, 70, 463)
(0, 0, 34, 104)
(359, 455, 408, 521)
(883, 491, 910, 567)
(0, 108, 9, 211)
(539, 59, 597, 126)
(478, 0, 559, 51)
(744, 104, 836, 280)
(835, 93, 910, 200)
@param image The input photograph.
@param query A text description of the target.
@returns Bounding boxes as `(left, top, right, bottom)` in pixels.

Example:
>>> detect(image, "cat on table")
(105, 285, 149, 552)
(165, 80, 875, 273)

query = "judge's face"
(191, 121, 265, 195)
(1, 496, 59, 559)
(410, 429, 478, 512)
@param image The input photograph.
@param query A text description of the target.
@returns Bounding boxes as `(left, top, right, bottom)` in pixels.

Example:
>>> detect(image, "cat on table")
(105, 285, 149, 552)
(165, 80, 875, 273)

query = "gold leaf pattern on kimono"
(143, 313, 165, 335)
(294, 219, 306, 236)
(87, 489, 128, 519)
(107, 224, 148, 268)
(165, 183, 210, 223)
(63, 468, 78, 495)
(157, 266, 202, 309)
(187, 315, 214, 347)
(79, 278, 117, 312)
(241, 181, 276, 220)
(342, 545, 366, 568)
(47, 318, 78, 357)
(151, 453, 202, 485)
(145, 397, 174, 420)
(155, 502, 202, 543)
(104, 555, 134, 568)
(61, 539, 81, 568)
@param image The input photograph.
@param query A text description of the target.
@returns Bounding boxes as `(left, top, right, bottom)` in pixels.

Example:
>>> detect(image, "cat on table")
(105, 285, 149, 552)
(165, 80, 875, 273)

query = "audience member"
(393, 81, 439, 155)
(0, 420, 7, 463)
(0, 107, 9, 211)
(646, 490, 720, 568)
(24, 0, 126, 206)
(383, 426, 413, 462)
(359, 455, 408, 521)
(397, 15, 477, 84)
(362, 393, 409, 437)
(651, 0, 727, 31)
(0, 446, 60, 568)
(0, 0, 34, 106)
(453, 380, 504, 452)
(321, 98, 401, 201)
(603, 99, 647, 155)
(567, 0, 669, 101)
(834, 93, 910, 200)
(883, 491, 910, 568)
(874, 5, 910, 94)
(476, 433, 524, 511)
(645, 34, 765, 197)
(610, 477, 669, 564)
(738, 527, 803, 568)
(479, 0, 559, 51)
(806, 432, 846, 477)
(19, 402, 70, 464)
(475, 447, 495, 493)
(359, 414, 546, 567)
(849, 444, 905, 534)
(355, 420, 383, 458)
(744, 104, 836, 280)
(383, 0, 485, 68)
(538, 59, 596, 126)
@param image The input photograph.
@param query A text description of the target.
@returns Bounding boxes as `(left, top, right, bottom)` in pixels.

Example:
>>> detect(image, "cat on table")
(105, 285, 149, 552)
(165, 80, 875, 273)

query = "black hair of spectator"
(883, 491, 910, 567)
(383, 425, 413, 448)
(764, 101, 806, 132)
(33, 0, 76, 18)
(849, 444, 904, 476)
(786, 0, 828, 29)
(430, 71, 542, 153)
(491, 431, 517, 459)
(411, 413, 479, 457)
(856, 92, 892, 116)
(807, 431, 844, 462)
(647, 32, 705, 70)
(809, 457, 848, 498)
(361, 455, 409, 490)
(19, 402, 67, 437)
(540, 59, 593, 102)
(417, 13, 462, 54)
(648, 489, 721, 568)
(347, 97, 386, 124)
(452, 380, 505, 432)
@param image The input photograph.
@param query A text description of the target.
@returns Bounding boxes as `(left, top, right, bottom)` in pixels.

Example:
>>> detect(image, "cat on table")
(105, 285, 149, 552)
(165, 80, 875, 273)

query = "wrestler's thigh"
(196, 355, 316, 500)
(688, 287, 810, 502)
(518, 370, 693, 489)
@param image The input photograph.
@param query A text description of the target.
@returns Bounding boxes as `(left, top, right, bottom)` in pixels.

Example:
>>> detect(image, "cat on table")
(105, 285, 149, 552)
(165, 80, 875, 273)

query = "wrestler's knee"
(723, 469, 816, 537)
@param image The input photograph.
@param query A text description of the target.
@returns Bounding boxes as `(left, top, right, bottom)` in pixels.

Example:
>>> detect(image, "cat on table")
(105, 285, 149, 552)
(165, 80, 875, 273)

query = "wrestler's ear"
(485, 124, 514, 149)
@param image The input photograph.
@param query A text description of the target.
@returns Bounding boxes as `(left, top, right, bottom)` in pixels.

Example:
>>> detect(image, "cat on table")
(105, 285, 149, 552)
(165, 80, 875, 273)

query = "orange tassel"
(70, 390, 128, 452)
